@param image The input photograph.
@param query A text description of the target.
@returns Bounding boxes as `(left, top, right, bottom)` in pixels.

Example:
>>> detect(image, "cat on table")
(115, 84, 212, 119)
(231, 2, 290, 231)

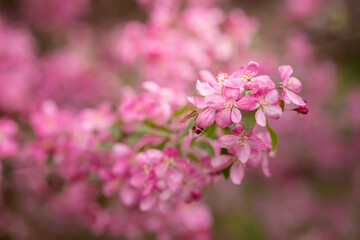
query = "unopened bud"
(192, 126, 203, 135)
(294, 105, 309, 115)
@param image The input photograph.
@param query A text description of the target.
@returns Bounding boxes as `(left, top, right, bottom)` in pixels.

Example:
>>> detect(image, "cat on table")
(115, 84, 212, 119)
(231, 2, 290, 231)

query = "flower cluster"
(0, 60, 308, 238)
(0, 0, 334, 239)
(188, 61, 308, 184)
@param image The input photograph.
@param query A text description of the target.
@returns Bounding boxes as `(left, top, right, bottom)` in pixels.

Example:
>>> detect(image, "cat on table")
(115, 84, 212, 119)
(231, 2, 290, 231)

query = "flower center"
(287, 77, 294, 88)
(225, 100, 236, 109)
(259, 99, 270, 109)
(217, 72, 228, 83)
(243, 70, 255, 82)
(236, 135, 248, 145)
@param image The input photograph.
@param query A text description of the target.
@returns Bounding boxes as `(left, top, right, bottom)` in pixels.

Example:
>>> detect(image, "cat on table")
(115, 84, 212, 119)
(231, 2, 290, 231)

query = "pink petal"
(204, 95, 226, 110)
(252, 75, 275, 91)
(264, 105, 282, 119)
(234, 144, 251, 163)
(146, 149, 164, 164)
(231, 124, 245, 135)
(247, 61, 260, 75)
(130, 172, 147, 188)
(163, 146, 178, 158)
(199, 70, 217, 85)
(287, 77, 302, 93)
(230, 68, 246, 79)
(211, 155, 233, 170)
(231, 108, 242, 123)
(265, 90, 279, 105)
(139, 193, 157, 211)
(196, 108, 215, 128)
(248, 136, 266, 150)
(218, 135, 237, 148)
(223, 79, 245, 88)
(215, 108, 232, 128)
(236, 95, 259, 111)
(175, 157, 191, 172)
(167, 170, 184, 192)
(224, 87, 241, 101)
(120, 185, 138, 206)
(278, 65, 293, 81)
(196, 80, 217, 96)
(143, 179, 155, 195)
(282, 89, 290, 104)
(286, 90, 306, 106)
(262, 154, 271, 177)
(255, 109, 266, 127)
(112, 160, 127, 176)
(230, 162, 244, 185)
(187, 96, 207, 109)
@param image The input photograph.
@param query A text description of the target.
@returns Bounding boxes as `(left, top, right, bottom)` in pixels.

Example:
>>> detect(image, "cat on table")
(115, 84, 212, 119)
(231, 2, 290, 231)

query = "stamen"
(236, 135, 248, 145)
(217, 72, 228, 83)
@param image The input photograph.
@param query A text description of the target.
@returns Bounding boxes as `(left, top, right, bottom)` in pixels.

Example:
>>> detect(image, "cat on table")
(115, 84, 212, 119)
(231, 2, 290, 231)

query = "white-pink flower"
(204, 87, 242, 128)
(218, 125, 266, 163)
(254, 90, 283, 127)
(278, 65, 306, 106)
(224, 61, 275, 94)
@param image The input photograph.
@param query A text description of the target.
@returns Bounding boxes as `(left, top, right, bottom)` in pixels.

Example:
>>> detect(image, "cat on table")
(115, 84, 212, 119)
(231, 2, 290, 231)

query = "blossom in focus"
(218, 125, 266, 163)
(278, 65, 306, 106)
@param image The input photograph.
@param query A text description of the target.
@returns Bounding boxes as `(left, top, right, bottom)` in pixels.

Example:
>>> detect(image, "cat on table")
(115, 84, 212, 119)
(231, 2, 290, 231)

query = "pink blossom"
(218, 125, 266, 163)
(254, 90, 283, 127)
(224, 61, 275, 95)
(196, 108, 216, 128)
(205, 87, 242, 127)
(0, 119, 19, 158)
(278, 65, 306, 106)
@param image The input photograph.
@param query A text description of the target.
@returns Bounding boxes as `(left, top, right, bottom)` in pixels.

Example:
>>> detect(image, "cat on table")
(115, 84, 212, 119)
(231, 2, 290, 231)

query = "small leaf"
(221, 162, 234, 180)
(204, 122, 217, 139)
(229, 123, 237, 130)
(279, 100, 285, 112)
(109, 120, 123, 140)
(144, 120, 170, 132)
(178, 119, 194, 148)
(220, 148, 230, 155)
(181, 110, 198, 123)
(196, 140, 215, 157)
(172, 106, 194, 118)
(241, 110, 256, 132)
(187, 152, 198, 162)
(98, 141, 114, 150)
(266, 121, 278, 152)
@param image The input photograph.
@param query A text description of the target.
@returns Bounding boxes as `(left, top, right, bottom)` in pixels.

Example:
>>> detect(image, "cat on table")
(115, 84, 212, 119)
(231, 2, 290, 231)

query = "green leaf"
(187, 152, 199, 162)
(1, 159, 13, 179)
(178, 119, 194, 148)
(195, 140, 215, 157)
(221, 162, 233, 180)
(229, 123, 237, 130)
(241, 110, 256, 132)
(266, 121, 278, 152)
(220, 148, 230, 155)
(98, 141, 114, 150)
(109, 120, 123, 140)
(279, 100, 285, 112)
(128, 126, 170, 144)
(143, 120, 170, 132)
(172, 106, 194, 118)
(204, 122, 217, 139)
